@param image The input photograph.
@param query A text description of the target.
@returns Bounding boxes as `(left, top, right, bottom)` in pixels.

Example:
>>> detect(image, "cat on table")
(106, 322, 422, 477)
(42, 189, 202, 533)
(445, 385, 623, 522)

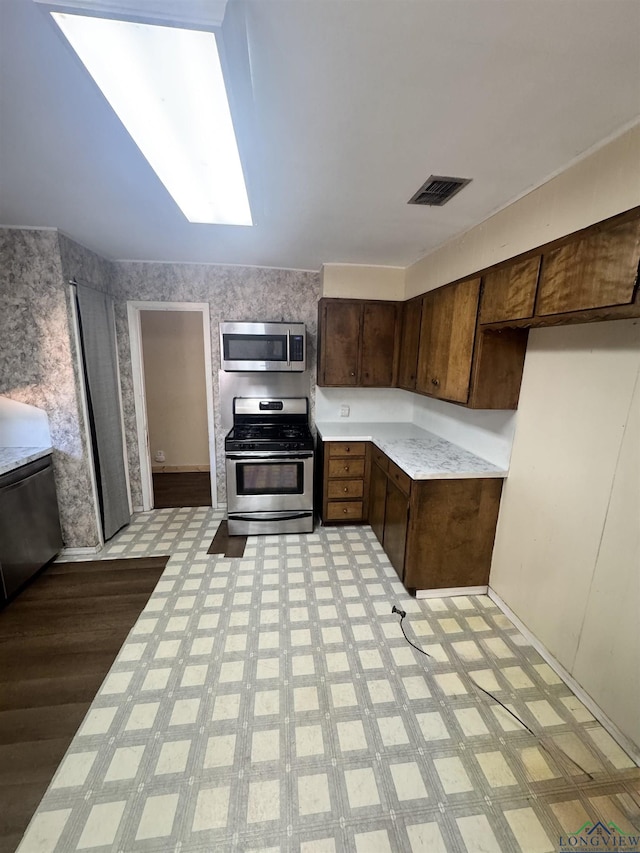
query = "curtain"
(75, 284, 131, 540)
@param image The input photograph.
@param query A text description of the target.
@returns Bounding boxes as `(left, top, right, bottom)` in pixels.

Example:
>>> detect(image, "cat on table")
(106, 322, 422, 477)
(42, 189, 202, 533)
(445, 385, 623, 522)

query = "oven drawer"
(328, 458, 365, 479)
(327, 478, 364, 499)
(326, 500, 364, 521)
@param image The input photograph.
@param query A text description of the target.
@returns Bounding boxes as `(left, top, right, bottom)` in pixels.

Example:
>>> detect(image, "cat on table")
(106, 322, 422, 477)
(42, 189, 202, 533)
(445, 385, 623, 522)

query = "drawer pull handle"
(343, 486, 348, 492)
(343, 507, 348, 513)
(344, 466, 349, 472)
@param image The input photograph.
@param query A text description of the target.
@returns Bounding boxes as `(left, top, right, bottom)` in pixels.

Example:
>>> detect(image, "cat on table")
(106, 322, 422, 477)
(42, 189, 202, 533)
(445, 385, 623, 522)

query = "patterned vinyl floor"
(17, 507, 640, 853)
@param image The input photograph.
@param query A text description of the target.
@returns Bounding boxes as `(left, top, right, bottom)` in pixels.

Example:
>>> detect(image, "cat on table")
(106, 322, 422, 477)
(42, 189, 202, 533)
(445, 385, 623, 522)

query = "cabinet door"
(319, 300, 361, 385)
(479, 256, 541, 324)
(369, 460, 387, 545)
(397, 297, 422, 390)
(361, 302, 398, 386)
(403, 478, 502, 590)
(536, 218, 640, 316)
(383, 477, 409, 581)
(416, 278, 481, 403)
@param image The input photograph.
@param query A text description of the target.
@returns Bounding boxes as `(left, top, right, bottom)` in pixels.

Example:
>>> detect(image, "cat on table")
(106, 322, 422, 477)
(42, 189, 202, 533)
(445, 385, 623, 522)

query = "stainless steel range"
(225, 397, 314, 535)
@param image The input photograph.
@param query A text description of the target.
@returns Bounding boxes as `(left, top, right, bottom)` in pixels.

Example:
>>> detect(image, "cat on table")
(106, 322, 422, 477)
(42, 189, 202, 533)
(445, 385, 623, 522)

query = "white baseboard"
(133, 505, 144, 513)
(416, 585, 488, 599)
(488, 587, 640, 767)
(58, 545, 102, 558)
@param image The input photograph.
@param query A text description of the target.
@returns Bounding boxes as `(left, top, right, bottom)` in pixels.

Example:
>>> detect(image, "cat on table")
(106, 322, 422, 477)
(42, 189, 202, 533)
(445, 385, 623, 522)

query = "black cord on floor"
(391, 605, 593, 780)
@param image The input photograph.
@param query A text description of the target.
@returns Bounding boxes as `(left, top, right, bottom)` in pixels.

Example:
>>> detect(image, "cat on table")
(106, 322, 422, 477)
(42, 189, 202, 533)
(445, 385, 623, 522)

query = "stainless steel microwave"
(220, 322, 306, 372)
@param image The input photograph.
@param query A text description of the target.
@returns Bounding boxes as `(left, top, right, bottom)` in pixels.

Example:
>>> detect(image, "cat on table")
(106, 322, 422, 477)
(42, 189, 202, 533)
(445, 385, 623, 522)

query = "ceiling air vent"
(408, 175, 472, 207)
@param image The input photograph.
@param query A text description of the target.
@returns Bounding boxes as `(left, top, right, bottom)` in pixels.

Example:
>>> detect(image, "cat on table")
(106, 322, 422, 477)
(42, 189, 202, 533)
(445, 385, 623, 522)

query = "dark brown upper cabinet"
(317, 298, 399, 387)
(317, 299, 361, 385)
(396, 296, 423, 390)
(535, 217, 640, 316)
(479, 255, 541, 324)
(416, 278, 481, 404)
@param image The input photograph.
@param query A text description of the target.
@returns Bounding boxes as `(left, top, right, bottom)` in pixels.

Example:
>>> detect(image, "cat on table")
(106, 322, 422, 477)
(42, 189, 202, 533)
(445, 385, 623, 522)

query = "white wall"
(490, 320, 640, 752)
(411, 395, 515, 469)
(315, 386, 414, 423)
(316, 387, 515, 467)
(321, 263, 404, 300)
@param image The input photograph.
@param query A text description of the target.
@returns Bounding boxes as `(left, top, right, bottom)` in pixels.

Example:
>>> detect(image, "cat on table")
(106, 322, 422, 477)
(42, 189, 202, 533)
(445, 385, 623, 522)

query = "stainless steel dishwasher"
(0, 455, 63, 602)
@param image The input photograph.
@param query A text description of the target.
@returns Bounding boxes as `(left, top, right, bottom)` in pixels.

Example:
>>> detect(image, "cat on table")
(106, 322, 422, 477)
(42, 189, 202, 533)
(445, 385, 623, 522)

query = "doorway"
(128, 302, 217, 511)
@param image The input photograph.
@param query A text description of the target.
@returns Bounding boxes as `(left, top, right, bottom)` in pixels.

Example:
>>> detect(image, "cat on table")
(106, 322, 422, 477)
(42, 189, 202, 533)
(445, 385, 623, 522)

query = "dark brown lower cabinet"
(368, 445, 504, 591)
(368, 459, 387, 544)
(403, 478, 503, 590)
(382, 476, 409, 579)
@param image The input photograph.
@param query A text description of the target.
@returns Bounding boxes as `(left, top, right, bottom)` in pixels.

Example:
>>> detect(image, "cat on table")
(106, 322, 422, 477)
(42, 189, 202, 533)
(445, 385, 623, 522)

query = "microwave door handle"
(286, 330, 291, 366)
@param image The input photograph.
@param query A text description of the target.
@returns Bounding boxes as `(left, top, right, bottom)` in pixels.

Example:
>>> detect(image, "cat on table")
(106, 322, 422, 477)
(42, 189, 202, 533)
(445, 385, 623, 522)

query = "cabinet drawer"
(371, 445, 388, 472)
(388, 460, 411, 496)
(327, 478, 364, 499)
(326, 500, 364, 520)
(328, 458, 365, 478)
(328, 442, 366, 458)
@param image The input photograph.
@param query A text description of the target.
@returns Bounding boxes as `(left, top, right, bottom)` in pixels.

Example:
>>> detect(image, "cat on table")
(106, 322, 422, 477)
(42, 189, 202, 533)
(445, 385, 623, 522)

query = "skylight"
(52, 13, 253, 226)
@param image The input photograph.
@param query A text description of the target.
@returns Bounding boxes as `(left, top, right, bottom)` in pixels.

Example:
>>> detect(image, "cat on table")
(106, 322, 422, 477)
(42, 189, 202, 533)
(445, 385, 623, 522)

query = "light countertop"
(0, 446, 53, 477)
(315, 422, 506, 480)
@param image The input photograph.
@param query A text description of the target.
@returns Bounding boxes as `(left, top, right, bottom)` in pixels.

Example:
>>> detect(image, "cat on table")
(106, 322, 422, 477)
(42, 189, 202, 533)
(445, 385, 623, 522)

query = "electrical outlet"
(340, 404, 350, 418)
(154, 450, 165, 462)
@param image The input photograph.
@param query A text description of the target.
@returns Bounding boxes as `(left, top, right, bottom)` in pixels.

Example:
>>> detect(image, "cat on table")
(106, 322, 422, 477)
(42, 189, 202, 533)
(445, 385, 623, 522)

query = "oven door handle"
(226, 452, 314, 460)
(229, 512, 313, 522)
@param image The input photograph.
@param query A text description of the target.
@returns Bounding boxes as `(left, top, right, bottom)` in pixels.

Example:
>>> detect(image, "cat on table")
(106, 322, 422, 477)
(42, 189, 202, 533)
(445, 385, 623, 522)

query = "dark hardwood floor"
(152, 471, 212, 508)
(0, 556, 168, 853)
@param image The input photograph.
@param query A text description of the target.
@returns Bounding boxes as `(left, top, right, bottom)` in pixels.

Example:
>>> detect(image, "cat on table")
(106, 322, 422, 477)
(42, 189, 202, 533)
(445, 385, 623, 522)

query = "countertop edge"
(0, 446, 53, 476)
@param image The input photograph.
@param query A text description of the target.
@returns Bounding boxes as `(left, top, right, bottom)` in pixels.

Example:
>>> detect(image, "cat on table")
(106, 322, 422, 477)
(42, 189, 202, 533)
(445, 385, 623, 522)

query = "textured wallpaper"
(111, 262, 322, 506)
(0, 229, 100, 547)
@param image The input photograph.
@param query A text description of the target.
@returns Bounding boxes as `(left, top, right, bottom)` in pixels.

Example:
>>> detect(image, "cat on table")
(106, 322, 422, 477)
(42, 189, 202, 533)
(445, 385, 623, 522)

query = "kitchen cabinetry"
(414, 277, 528, 409)
(320, 441, 369, 523)
(479, 256, 541, 324)
(479, 210, 640, 330)
(396, 296, 422, 391)
(368, 448, 387, 542)
(317, 298, 399, 387)
(535, 217, 640, 316)
(416, 277, 481, 404)
(367, 445, 503, 591)
(0, 455, 63, 603)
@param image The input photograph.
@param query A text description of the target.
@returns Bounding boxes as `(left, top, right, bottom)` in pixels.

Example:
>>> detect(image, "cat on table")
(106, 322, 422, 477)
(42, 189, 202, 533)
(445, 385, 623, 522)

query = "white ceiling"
(1, 0, 639, 270)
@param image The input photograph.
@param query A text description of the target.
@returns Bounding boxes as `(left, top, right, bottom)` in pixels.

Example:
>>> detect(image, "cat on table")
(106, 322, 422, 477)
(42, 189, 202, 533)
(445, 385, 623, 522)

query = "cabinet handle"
(431, 377, 439, 387)
(343, 466, 350, 472)
(350, 371, 355, 377)
(343, 486, 348, 492)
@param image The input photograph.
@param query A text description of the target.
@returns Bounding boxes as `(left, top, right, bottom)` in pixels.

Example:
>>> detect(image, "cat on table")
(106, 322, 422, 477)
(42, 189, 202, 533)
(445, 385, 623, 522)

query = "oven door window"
(223, 334, 288, 363)
(236, 460, 303, 495)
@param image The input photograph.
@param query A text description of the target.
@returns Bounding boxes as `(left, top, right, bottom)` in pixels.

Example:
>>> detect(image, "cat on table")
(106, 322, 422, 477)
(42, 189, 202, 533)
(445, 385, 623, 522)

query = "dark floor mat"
(207, 519, 247, 558)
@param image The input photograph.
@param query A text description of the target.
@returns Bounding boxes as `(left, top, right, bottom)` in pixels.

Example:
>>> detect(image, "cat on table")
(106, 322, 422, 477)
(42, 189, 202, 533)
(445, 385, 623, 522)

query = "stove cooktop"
(225, 425, 314, 453)
(225, 396, 314, 453)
